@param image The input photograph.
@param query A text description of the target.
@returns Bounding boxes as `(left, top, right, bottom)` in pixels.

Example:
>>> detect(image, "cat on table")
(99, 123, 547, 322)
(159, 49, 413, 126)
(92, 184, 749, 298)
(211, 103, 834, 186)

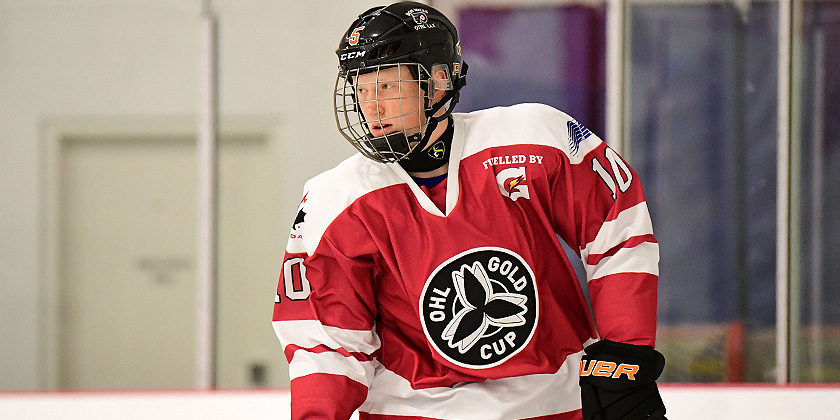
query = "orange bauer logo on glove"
(579, 360, 640, 380)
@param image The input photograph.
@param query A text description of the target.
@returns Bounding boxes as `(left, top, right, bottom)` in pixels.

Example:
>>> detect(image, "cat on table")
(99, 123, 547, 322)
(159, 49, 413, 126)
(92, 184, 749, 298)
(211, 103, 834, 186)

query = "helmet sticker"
(406, 8, 428, 24)
(348, 26, 365, 46)
(406, 8, 437, 30)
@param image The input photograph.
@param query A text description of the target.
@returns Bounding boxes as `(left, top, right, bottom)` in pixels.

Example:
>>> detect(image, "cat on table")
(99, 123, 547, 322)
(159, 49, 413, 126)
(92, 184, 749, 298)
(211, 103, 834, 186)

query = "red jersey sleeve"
(272, 187, 382, 420)
(551, 120, 659, 348)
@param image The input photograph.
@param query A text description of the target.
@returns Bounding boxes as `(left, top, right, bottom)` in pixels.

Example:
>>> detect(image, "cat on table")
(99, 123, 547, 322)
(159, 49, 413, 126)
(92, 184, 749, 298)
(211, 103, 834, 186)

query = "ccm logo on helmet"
(580, 360, 640, 380)
(340, 50, 366, 61)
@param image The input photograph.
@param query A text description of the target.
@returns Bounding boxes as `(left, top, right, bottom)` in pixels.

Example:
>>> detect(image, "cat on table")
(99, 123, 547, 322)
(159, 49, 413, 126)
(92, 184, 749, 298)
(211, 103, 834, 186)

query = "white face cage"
(334, 63, 453, 163)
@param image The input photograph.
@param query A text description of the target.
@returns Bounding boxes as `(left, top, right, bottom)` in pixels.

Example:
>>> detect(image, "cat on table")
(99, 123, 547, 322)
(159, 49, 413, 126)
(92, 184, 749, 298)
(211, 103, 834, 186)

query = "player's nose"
(359, 96, 383, 118)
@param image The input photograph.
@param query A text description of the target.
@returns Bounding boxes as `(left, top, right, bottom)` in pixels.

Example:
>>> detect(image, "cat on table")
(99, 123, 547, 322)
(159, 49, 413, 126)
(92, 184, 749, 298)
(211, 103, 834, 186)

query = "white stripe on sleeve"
(273, 319, 381, 355)
(584, 242, 660, 282)
(581, 202, 655, 259)
(287, 350, 375, 385)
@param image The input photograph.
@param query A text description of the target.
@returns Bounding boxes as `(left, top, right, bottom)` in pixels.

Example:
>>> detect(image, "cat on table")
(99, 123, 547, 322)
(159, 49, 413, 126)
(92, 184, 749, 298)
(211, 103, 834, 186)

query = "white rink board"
(1, 386, 838, 420)
(661, 385, 840, 419)
(0, 390, 306, 420)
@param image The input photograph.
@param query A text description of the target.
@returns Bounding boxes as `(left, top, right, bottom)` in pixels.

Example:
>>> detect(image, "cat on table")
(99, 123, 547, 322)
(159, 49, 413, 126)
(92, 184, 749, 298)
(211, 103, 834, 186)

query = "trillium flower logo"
(442, 262, 528, 353)
(420, 247, 538, 368)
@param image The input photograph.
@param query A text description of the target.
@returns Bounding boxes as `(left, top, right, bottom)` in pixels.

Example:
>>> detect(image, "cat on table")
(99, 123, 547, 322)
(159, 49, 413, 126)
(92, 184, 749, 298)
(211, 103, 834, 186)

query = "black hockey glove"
(579, 340, 667, 420)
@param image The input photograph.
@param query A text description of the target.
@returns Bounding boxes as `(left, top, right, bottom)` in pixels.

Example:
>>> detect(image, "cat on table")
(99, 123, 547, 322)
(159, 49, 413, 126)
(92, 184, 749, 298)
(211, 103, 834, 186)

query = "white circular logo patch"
(419, 247, 538, 369)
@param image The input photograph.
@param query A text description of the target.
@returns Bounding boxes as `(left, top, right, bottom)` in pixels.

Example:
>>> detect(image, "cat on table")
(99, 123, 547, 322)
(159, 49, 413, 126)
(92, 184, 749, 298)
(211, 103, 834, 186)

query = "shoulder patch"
(567, 120, 592, 156)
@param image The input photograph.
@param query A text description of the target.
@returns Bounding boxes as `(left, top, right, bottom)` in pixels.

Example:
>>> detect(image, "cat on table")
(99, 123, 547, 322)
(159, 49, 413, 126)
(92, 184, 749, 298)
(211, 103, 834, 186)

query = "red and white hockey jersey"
(272, 103, 659, 420)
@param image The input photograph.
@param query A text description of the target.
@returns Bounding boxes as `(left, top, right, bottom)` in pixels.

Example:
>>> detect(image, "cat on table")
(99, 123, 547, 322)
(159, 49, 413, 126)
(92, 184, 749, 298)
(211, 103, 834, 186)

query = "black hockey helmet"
(336, 2, 465, 82)
(334, 1, 468, 163)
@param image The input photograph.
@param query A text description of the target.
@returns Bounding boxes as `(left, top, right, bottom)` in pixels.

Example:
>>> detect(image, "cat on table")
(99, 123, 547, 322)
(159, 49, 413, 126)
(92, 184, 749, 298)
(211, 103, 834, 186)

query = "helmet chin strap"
(398, 72, 465, 172)
(399, 116, 453, 173)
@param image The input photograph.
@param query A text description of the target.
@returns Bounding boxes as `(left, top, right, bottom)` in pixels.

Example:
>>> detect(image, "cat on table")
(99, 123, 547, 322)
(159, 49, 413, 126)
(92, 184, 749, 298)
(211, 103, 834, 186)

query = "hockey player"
(272, 2, 667, 419)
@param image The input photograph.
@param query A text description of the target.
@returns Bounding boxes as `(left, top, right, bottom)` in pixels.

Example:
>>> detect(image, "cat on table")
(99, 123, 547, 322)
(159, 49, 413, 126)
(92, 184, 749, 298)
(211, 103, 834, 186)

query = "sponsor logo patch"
(292, 209, 306, 230)
(496, 166, 530, 201)
(290, 192, 308, 240)
(427, 140, 446, 160)
(420, 247, 538, 369)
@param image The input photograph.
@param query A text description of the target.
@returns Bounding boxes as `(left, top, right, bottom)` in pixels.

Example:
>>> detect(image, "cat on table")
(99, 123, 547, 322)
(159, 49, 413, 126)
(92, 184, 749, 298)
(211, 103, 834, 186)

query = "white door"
(58, 133, 286, 389)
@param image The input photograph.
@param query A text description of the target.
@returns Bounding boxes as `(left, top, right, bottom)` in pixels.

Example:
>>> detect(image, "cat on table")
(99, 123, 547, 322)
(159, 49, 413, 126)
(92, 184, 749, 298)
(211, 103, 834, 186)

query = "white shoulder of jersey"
(288, 153, 405, 255)
(454, 103, 602, 164)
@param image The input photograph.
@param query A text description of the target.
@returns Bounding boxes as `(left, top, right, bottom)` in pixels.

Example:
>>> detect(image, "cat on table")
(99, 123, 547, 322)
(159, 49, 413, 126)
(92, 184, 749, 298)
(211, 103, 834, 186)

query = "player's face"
(355, 65, 425, 138)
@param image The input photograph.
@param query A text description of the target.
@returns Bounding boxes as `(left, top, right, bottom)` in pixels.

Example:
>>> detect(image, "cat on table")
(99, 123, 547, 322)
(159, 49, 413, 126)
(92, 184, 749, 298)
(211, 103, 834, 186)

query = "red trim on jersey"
(284, 344, 373, 363)
(291, 373, 368, 420)
(586, 234, 657, 265)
